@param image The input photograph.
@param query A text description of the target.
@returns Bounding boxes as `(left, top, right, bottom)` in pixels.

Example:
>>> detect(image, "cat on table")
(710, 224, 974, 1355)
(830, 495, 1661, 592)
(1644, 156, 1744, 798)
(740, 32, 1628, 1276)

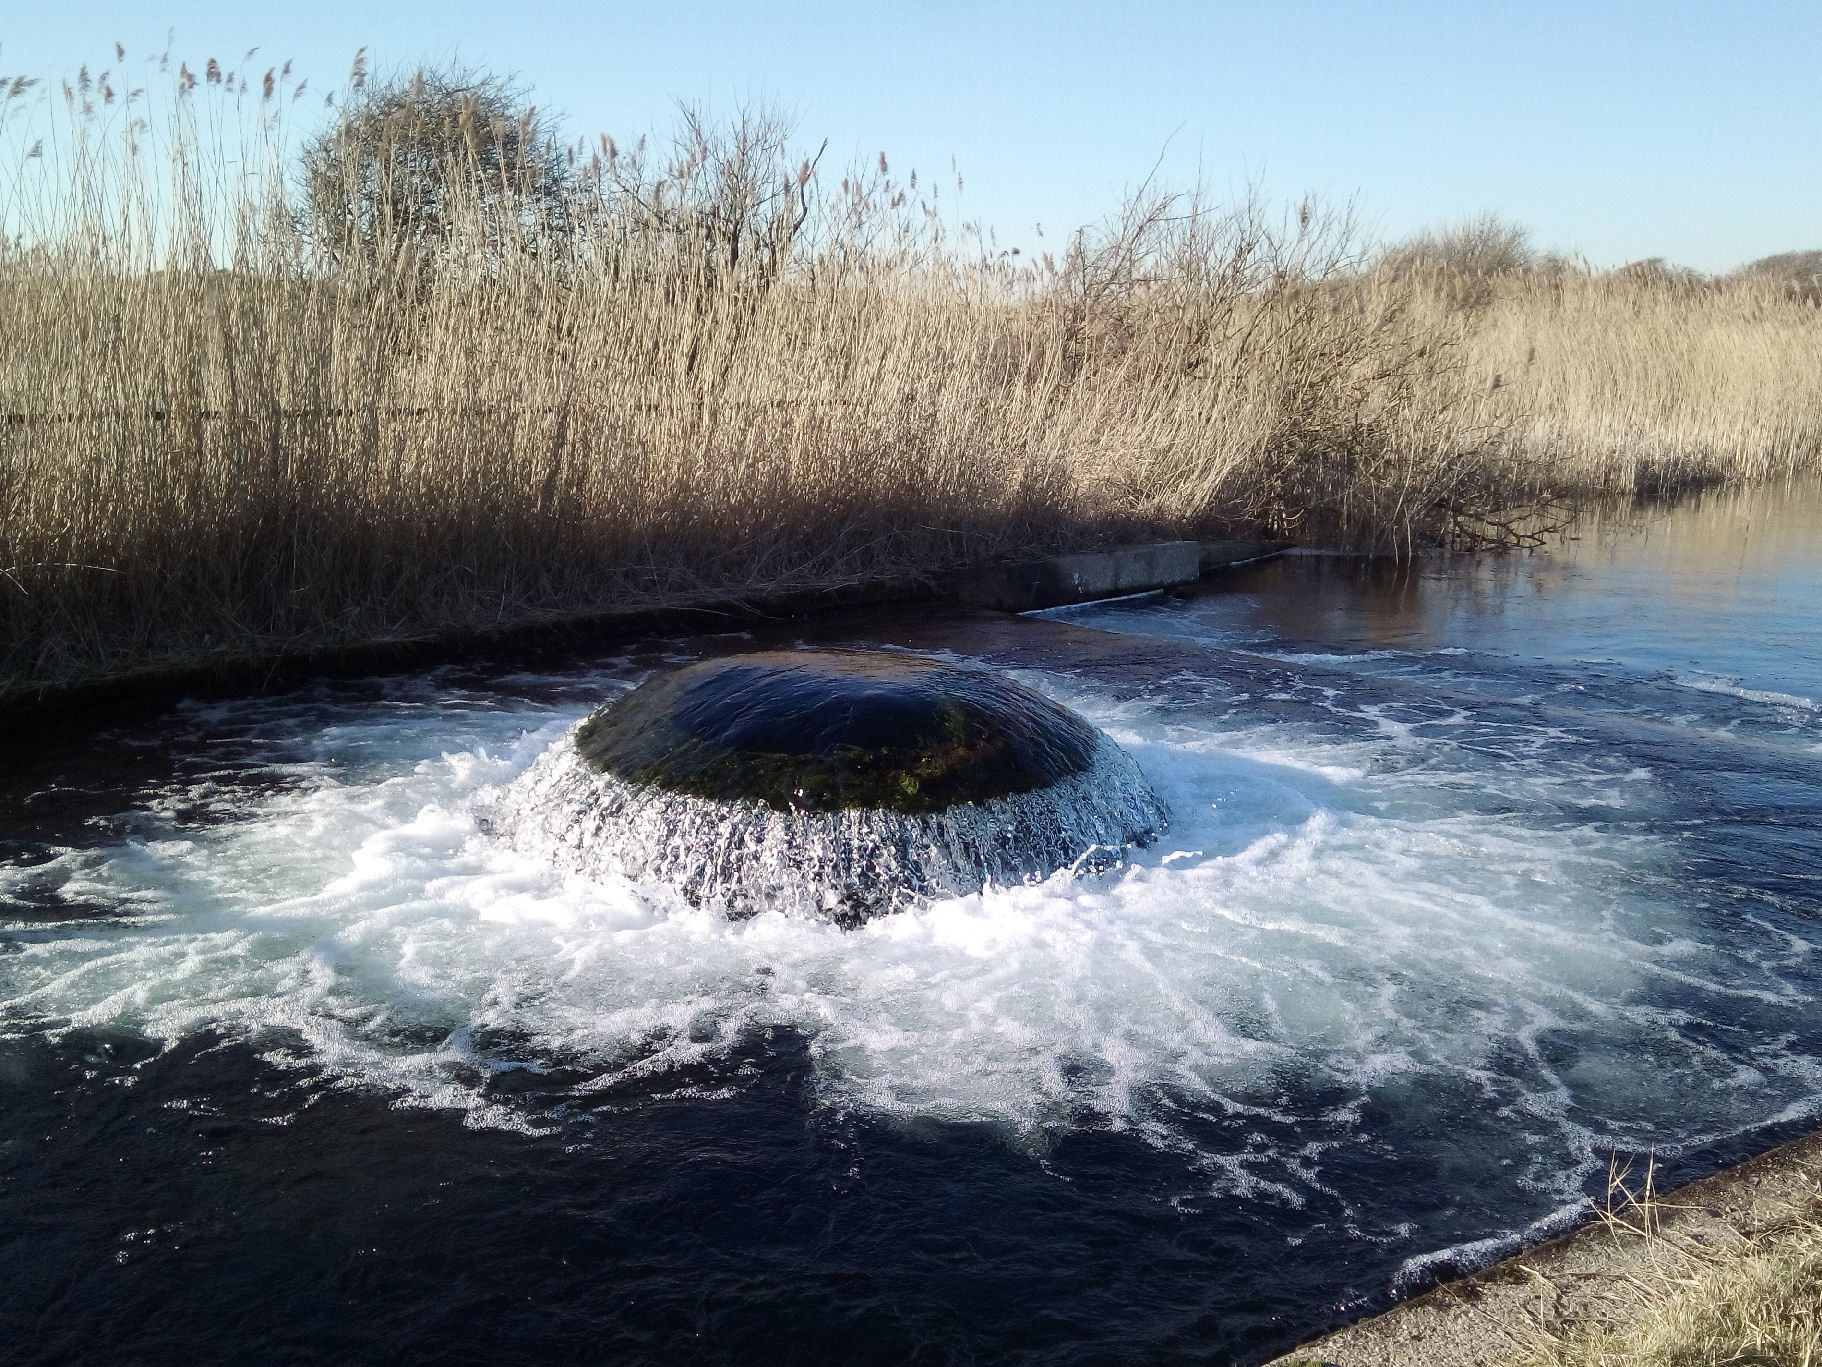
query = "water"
(3, 484, 1820, 1365)
(491, 650, 1169, 924)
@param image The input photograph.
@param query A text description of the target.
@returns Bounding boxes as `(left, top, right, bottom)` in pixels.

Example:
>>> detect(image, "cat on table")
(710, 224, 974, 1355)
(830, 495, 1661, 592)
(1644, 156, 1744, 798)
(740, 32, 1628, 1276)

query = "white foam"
(0, 668, 1805, 1212)
(487, 723, 1168, 923)
(1391, 1199, 1592, 1296)
(1671, 671, 1818, 713)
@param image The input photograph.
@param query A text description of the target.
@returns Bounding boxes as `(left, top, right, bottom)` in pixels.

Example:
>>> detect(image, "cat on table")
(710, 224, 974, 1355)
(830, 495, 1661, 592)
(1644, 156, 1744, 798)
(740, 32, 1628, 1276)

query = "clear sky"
(5, 1, 1817, 272)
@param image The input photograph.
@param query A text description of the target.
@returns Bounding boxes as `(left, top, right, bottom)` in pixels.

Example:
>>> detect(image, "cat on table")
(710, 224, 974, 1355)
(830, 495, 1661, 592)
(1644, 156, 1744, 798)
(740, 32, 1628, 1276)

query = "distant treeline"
(1382, 211, 1821, 295)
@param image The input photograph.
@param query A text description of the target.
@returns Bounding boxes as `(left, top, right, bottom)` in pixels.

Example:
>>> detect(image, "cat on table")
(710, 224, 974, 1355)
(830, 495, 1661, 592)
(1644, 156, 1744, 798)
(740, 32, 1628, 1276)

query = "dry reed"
(1460, 272, 1822, 494)
(1502, 1159, 1822, 1367)
(3, 55, 1819, 700)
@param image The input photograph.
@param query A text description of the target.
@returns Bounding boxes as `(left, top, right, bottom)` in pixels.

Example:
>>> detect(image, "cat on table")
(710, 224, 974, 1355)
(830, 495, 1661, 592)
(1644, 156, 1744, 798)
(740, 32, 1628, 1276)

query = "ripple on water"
(5, 645, 1818, 1270)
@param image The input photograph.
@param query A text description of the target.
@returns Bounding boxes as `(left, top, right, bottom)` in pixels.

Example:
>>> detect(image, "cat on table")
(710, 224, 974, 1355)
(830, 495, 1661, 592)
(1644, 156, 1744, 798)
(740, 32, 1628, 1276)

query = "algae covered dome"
(493, 649, 1169, 925)
(573, 650, 1105, 813)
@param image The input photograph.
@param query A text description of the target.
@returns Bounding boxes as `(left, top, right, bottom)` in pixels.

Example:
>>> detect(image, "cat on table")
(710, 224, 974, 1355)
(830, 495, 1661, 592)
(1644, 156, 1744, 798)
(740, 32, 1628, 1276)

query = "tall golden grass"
(1461, 271, 1822, 492)
(3, 56, 1819, 699)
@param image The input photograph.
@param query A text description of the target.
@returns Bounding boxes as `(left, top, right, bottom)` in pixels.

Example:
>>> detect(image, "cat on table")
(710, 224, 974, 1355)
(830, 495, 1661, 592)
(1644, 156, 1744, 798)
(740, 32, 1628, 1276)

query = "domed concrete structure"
(493, 650, 1169, 926)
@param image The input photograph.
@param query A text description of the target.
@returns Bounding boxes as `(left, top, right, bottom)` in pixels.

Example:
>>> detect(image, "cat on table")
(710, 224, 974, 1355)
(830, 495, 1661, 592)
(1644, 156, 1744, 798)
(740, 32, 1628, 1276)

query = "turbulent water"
(3, 483, 1820, 1365)
(492, 721, 1168, 923)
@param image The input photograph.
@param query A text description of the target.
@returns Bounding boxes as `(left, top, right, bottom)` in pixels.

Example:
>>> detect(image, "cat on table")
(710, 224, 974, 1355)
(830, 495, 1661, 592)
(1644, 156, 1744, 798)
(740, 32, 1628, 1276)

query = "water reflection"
(1141, 481, 1822, 706)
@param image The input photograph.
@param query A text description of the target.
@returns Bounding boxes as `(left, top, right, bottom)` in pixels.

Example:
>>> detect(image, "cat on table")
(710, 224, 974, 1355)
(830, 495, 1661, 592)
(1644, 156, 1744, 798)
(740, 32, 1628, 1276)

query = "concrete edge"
(0, 539, 1294, 728)
(1265, 1126, 1822, 1367)
(1198, 537, 1296, 572)
(951, 538, 1292, 613)
(0, 576, 933, 733)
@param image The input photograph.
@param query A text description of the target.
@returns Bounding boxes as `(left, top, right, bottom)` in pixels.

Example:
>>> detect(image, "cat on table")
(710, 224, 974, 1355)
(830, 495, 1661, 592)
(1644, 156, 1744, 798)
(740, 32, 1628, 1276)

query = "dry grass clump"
(3, 51, 1821, 700)
(1379, 214, 1822, 495)
(1732, 250, 1822, 305)
(1505, 1161, 1822, 1367)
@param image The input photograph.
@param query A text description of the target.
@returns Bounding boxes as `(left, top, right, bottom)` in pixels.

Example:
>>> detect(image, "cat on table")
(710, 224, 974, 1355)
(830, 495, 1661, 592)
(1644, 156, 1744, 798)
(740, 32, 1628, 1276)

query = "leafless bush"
(1610, 257, 1708, 291)
(1731, 249, 1822, 305)
(299, 57, 572, 270)
(1384, 211, 1535, 280)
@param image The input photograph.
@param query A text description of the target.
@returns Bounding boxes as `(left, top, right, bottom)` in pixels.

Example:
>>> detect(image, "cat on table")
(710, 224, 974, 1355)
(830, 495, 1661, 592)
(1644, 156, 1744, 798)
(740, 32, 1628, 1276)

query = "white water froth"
(1, 671, 1810, 1205)
(1671, 670, 1819, 714)
(486, 725, 1168, 923)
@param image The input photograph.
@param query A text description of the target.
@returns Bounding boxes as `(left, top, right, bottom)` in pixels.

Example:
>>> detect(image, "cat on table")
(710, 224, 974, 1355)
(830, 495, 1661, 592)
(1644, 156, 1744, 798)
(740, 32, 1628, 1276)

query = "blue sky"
(6, 1, 1817, 271)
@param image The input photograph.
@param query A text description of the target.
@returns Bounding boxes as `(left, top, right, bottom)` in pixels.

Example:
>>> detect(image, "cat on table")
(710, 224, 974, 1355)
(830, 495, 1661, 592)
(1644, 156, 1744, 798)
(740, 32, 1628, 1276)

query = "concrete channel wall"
(1267, 1125, 1822, 1367)
(947, 537, 1289, 612)
(0, 538, 1292, 723)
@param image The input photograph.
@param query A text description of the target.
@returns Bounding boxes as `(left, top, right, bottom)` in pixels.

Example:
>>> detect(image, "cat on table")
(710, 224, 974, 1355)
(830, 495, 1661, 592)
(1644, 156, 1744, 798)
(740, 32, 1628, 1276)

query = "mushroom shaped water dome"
(492, 650, 1169, 926)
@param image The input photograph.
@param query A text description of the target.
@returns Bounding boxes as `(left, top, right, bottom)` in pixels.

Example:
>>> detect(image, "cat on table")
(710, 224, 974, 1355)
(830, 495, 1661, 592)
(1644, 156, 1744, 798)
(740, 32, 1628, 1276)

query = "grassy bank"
(1273, 1147, 1822, 1367)
(5, 58, 1822, 701)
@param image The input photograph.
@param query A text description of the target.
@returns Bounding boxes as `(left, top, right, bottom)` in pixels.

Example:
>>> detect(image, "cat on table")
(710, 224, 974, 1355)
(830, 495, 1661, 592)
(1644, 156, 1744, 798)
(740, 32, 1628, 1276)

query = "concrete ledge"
(0, 575, 932, 729)
(0, 535, 1293, 725)
(942, 537, 1291, 613)
(946, 540, 1203, 612)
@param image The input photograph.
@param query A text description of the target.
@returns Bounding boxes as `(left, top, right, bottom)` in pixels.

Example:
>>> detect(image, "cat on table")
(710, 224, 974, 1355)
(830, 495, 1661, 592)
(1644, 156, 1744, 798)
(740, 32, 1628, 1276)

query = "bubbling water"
(485, 650, 1171, 925)
(3, 615, 1819, 1264)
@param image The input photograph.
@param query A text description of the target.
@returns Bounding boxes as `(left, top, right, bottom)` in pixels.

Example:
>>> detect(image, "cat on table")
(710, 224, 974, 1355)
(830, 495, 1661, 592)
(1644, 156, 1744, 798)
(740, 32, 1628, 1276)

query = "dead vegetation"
(1503, 1156, 1822, 1367)
(2, 53, 1819, 699)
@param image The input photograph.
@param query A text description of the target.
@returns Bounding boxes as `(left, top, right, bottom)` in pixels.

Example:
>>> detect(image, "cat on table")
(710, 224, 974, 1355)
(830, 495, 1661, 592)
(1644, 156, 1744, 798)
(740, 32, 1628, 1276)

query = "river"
(3, 483, 1819, 1365)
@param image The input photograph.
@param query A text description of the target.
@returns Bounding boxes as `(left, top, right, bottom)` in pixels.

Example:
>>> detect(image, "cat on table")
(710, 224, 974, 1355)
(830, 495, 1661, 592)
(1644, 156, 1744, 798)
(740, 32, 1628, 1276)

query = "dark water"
(4, 484, 1820, 1365)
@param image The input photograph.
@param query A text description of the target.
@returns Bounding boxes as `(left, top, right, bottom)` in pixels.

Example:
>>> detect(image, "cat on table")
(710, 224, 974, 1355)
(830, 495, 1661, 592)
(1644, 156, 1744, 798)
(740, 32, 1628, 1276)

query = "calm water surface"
(3, 484, 1819, 1365)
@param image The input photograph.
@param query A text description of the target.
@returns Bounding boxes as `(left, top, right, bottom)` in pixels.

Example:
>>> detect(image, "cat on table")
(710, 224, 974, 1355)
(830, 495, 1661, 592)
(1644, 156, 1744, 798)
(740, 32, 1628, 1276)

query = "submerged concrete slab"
(1199, 536, 1294, 572)
(946, 540, 1203, 612)
(1265, 1125, 1822, 1367)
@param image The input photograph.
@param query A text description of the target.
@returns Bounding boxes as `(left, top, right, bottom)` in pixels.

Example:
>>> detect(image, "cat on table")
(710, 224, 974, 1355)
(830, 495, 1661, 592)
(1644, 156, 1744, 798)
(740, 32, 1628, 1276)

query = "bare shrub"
(1732, 249, 1822, 304)
(299, 57, 571, 270)
(1384, 211, 1537, 280)
(1611, 257, 1708, 290)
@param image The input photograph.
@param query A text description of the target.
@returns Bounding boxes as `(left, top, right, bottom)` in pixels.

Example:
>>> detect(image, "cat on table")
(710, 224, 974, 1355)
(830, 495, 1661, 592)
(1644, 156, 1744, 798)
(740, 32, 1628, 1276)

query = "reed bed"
(1461, 271, 1822, 493)
(3, 56, 1820, 700)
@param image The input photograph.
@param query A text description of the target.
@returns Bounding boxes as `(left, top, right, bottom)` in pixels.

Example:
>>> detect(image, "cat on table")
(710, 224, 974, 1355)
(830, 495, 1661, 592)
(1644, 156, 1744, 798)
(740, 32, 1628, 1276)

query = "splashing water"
(488, 721, 1167, 926)
(6, 640, 1810, 1182)
(3, 486, 1822, 1361)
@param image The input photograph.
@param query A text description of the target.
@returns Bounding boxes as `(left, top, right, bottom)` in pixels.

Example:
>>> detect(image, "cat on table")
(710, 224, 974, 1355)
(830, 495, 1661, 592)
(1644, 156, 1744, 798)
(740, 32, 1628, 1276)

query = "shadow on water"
(15, 1017, 1753, 1367)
